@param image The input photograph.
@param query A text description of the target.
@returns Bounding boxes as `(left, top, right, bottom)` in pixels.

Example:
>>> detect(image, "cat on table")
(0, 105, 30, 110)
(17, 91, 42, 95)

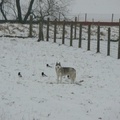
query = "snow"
(0, 22, 120, 120)
(1, 0, 120, 119)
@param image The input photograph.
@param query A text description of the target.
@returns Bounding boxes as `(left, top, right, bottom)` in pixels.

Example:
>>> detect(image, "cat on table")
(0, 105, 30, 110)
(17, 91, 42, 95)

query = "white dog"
(55, 62, 76, 84)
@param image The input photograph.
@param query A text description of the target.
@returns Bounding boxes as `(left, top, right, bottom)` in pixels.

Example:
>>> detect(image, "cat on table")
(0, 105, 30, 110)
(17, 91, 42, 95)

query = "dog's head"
(55, 62, 61, 69)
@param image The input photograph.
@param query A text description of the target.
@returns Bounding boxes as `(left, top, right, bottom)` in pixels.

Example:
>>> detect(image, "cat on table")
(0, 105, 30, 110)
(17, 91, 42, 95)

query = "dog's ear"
(56, 62, 58, 65)
(59, 62, 61, 66)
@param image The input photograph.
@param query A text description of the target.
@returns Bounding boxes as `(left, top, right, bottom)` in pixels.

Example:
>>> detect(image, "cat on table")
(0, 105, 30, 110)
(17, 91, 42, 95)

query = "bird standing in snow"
(46, 64, 52, 68)
(18, 72, 22, 77)
(41, 72, 47, 77)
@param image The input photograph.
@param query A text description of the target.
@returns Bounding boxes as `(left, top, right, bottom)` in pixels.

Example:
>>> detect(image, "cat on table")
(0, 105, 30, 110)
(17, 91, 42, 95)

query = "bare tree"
(23, 0, 34, 22)
(16, 0, 22, 22)
(32, 0, 72, 20)
(0, 0, 18, 20)
(0, 0, 73, 22)
(0, 0, 34, 23)
(0, 0, 7, 20)
(16, 0, 34, 23)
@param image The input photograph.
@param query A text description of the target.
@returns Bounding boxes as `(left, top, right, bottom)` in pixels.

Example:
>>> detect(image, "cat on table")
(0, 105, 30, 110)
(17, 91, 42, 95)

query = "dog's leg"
(71, 79, 74, 84)
(57, 76, 59, 84)
(60, 76, 62, 83)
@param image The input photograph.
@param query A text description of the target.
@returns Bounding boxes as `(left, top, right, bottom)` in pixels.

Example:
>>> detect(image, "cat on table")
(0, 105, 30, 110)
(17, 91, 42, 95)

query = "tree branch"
(16, 0, 22, 22)
(23, 0, 34, 22)
(0, 0, 7, 20)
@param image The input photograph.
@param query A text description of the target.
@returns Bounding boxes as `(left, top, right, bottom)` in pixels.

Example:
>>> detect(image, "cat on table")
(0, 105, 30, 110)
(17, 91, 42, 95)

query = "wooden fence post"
(74, 17, 77, 39)
(87, 24, 91, 50)
(79, 23, 82, 48)
(38, 19, 43, 42)
(70, 21, 73, 46)
(111, 13, 114, 22)
(118, 19, 120, 59)
(62, 20, 65, 44)
(85, 13, 87, 22)
(97, 25, 100, 53)
(54, 19, 57, 43)
(107, 27, 111, 56)
(29, 15, 33, 37)
(46, 18, 49, 41)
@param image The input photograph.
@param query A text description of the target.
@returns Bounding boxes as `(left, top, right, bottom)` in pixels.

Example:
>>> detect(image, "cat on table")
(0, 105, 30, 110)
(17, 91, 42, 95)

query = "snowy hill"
(0, 0, 120, 119)
(0, 35, 120, 120)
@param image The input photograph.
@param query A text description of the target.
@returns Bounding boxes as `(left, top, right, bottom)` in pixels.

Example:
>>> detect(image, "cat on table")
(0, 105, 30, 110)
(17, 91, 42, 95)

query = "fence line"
(0, 16, 120, 59)
(62, 20, 65, 44)
(107, 28, 111, 56)
(0, 19, 120, 26)
(70, 22, 73, 46)
(46, 18, 49, 42)
(1, 13, 120, 22)
(37, 17, 120, 59)
(29, 15, 33, 37)
(97, 26, 100, 53)
(79, 23, 82, 48)
(118, 20, 120, 59)
(87, 24, 91, 50)
(64, 13, 120, 22)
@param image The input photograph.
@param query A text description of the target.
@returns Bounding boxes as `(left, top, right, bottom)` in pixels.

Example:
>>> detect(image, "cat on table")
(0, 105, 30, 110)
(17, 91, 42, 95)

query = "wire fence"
(1, 12, 120, 22)
(37, 18, 120, 59)
(59, 13, 120, 22)
(0, 17, 120, 59)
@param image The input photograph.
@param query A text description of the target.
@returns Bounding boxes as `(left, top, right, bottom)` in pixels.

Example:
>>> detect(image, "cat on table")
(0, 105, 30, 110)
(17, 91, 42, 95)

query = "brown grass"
(100, 31, 105, 36)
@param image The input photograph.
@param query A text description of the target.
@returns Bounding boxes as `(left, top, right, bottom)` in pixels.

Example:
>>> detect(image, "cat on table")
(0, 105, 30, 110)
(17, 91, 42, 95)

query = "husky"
(55, 62, 76, 84)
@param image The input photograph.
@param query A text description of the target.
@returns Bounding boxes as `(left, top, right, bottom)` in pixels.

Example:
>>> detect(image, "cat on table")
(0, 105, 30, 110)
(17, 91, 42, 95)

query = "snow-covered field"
(0, 0, 120, 118)
(0, 23, 120, 120)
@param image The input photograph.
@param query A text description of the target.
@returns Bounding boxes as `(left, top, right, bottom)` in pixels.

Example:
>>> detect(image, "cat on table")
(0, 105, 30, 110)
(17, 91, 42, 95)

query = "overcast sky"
(70, 0, 120, 14)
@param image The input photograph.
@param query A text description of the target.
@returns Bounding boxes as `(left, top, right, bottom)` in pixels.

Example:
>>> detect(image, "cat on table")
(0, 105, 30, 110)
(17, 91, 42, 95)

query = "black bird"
(41, 72, 47, 77)
(67, 75, 70, 79)
(46, 64, 52, 68)
(18, 72, 22, 77)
